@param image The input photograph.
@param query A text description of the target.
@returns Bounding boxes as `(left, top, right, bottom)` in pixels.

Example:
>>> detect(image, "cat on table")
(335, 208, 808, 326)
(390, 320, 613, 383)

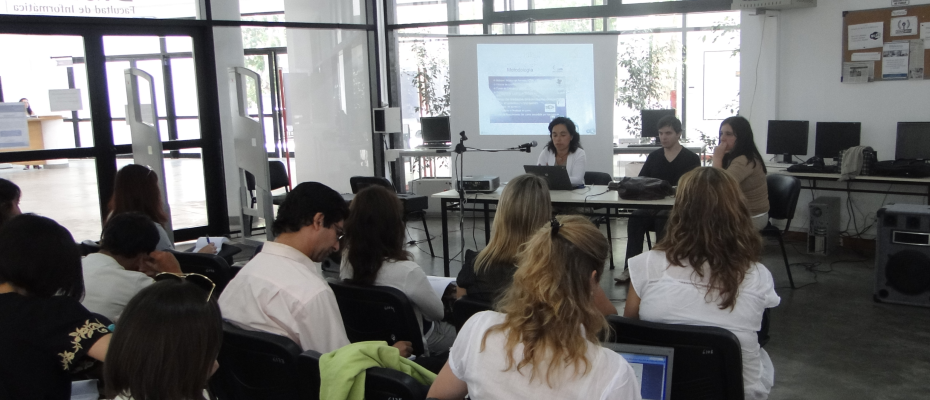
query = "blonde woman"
(456, 175, 616, 316)
(430, 216, 641, 400)
(624, 167, 780, 400)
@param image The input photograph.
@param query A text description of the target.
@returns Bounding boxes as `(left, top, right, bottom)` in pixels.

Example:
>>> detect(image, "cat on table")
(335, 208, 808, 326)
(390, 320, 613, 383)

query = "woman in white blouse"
(623, 167, 780, 400)
(537, 117, 586, 187)
(428, 215, 641, 400)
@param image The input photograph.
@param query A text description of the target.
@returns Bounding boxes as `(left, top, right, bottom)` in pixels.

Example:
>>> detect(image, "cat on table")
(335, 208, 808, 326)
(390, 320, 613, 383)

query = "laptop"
(602, 342, 674, 400)
(416, 116, 452, 149)
(523, 165, 576, 190)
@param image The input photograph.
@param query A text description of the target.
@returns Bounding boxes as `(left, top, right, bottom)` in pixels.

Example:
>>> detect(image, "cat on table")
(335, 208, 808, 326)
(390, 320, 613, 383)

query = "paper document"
(48, 89, 83, 112)
(891, 16, 918, 37)
(842, 62, 874, 83)
(921, 23, 930, 47)
(848, 22, 883, 50)
(194, 237, 229, 253)
(909, 40, 925, 79)
(882, 42, 910, 80)
(850, 52, 881, 61)
(0, 103, 29, 149)
(427, 276, 456, 300)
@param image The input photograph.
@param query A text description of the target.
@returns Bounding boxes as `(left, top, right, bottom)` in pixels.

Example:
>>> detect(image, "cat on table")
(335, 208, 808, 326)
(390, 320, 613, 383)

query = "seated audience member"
(219, 182, 412, 356)
(456, 174, 617, 315)
(341, 186, 456, 354)
(713, 116, 770, 230)
(624, 167, 780, 400)
(82, 212, 183, 322)
(428, 216, 641, 400)
(108, 164, 216, 254)
(0, 178, 22, 229)
(105, 276, 222, 400)
(0, 214, 111, 399)
(537, 116, 586, 187)
(619, 115, 700, 282)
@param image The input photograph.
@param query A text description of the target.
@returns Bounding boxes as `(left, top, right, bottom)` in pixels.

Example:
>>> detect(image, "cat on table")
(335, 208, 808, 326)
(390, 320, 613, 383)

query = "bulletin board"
(842, 3, 930, 82)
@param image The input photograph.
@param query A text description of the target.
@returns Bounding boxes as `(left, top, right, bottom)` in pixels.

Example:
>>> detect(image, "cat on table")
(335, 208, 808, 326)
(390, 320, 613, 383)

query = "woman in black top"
(0, 214, 111, 399)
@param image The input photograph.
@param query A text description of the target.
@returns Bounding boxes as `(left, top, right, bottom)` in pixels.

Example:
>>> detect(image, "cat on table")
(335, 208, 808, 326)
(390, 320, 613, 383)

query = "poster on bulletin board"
(842, 3, 930, 82)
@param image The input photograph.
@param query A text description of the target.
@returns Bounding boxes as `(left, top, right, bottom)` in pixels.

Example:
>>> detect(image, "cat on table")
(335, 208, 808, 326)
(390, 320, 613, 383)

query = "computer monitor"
(641, 109, 677, 138)
(895, 122, 930, 160)
(420, 116, 452, 145)
(602, 342, 674, 400)
(766, 120, 809, 164)
(815, 122, 861, 159)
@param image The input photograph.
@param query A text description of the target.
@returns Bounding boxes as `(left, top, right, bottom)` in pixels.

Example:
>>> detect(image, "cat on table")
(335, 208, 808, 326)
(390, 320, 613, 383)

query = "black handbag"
(608, 177, 675, 200)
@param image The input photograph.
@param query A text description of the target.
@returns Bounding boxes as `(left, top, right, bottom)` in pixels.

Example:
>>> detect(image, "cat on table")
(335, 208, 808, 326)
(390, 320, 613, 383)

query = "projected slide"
(477, 44, 596, 136)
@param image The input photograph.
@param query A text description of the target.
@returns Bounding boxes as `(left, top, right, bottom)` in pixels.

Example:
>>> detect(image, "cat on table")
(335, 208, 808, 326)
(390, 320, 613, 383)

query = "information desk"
(432, 185, 675, 276)
(0, 116, 68, 167)
(767, 165, 930, 204)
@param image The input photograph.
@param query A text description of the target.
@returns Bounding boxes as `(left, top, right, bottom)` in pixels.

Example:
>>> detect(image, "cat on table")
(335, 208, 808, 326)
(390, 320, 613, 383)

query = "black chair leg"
(420, 212, 435, 257)
(645, 231, 652, 250)
(776, 233, 795, 289)
(604, 211, 615, 270)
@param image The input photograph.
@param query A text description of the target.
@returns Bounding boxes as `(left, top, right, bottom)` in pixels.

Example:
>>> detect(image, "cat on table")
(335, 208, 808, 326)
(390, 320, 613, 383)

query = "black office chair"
(606, 315, 745, 400)
(269, 160, 290, 205)
(584, 171, 616, 269)
(451, 296, 493, 332)
(762, 174, 801, 289)
(169, 250, 234, 295)
(349, 176, 434, 257)
(328, 280, 427, 357)
(78, 240, 101, 256)
(210, 322, 311, 400)
(299, 350, 430, 400)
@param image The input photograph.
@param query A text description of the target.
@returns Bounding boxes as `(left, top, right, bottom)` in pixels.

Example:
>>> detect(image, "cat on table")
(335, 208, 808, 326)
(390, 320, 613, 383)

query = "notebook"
(602, 342, 674, 400)
(523, 165, 576, 190)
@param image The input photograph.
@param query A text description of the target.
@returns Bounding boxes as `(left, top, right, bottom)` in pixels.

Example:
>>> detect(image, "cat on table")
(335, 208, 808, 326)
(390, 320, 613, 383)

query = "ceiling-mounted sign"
(1, 0, 197, 19)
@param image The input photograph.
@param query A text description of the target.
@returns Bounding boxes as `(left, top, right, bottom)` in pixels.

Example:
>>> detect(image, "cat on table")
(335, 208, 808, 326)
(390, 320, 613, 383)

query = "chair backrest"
(606, 315, 744, 400)
(328, 280, 426, 356)
(169, 251, 233, 295)
(451, 296, 493, 332)
(584, 171, 613, 186)
(269, 161, 290, 192)
(211, 322, 311, 400)
(78, 240, 101, 256)
(349, 176, 395, 194)
(766, 174, 801, 222)
(298, 350, 429, 400)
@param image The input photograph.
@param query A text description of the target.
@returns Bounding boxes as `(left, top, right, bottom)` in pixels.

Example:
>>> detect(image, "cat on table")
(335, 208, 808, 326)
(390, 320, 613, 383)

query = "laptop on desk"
(602, 342, 674, 400)
(524, 165, 576, 190)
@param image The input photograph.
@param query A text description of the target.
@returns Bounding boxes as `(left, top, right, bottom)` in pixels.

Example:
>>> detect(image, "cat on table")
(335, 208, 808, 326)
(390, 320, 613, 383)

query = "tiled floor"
(6, 159, 930, 399)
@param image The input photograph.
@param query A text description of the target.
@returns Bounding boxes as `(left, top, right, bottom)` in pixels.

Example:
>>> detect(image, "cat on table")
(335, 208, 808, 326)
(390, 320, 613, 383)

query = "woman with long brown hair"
(428, 215, 640, 400)
(624, 167, 780, 400)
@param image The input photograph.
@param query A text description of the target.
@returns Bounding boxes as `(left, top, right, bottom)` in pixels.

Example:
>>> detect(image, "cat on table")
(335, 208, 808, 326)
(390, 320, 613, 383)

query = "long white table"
(766, 164, 930, 204)
(432, 185, 675, 276)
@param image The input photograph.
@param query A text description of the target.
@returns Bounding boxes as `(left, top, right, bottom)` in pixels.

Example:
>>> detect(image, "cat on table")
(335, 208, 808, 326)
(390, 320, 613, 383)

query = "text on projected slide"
(477, 44, 596, 136)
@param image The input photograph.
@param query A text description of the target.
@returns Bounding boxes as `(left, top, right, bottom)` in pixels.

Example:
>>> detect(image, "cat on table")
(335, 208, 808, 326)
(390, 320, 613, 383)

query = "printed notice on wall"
(851, 52, 881, 61)
(48, 89, 83, 112)
(848, 22, 884, 50)
(891, 16, 918, 37)
(842, 62, 874, 84)
(909, 40, 925, 80)
(921, 22, 930, 47)
(0, 103, 30, 149)
(882, 42, 910, 80)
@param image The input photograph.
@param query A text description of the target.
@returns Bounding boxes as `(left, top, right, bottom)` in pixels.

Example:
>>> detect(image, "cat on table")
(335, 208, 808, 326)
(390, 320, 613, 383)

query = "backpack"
(609, 177, 675, 200)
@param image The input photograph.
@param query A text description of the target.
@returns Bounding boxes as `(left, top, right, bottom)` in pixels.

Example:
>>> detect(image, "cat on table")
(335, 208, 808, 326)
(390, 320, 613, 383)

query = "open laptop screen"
(602, 342, 673, 400)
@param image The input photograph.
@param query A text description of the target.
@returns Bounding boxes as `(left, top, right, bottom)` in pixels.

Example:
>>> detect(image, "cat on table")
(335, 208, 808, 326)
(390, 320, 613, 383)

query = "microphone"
(515, 140, 537, 153)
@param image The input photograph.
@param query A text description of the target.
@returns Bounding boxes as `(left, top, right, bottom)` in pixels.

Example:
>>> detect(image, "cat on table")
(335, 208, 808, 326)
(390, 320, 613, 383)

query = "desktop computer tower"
(410, 177, 453, 216)
(807, 196, 840, 256)
(875, 204, 930, 307)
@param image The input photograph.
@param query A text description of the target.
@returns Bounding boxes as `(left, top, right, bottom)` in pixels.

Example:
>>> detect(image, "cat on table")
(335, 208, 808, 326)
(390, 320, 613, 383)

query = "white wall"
(448, 35, 618, 183)
(740, 1, 930, 237)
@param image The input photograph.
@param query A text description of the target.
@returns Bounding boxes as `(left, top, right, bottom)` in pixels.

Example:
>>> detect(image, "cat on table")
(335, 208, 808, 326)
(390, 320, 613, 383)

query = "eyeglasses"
(154, 272, 216, 302)
(333, 224, 345, 241)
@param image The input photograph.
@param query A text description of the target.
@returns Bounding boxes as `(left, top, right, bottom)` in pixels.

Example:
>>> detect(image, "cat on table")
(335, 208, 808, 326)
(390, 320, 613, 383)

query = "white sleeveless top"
(629, 250, 780, 400)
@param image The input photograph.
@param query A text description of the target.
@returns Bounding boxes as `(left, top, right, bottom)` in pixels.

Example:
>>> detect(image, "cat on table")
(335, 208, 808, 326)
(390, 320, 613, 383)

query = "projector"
(457, 175, 500, 194)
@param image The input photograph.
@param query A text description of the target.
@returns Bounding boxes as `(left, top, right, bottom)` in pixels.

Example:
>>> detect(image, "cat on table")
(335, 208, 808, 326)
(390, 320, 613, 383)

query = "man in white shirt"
(82, 212, 183, 322)
(219, 182, 412, 356)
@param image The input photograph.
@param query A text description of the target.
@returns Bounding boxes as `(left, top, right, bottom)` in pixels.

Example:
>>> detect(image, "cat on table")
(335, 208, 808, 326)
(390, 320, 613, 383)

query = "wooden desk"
(0, 116, 66, 166)
(433, 185, 675, 276)
(767, 165, 930, 204)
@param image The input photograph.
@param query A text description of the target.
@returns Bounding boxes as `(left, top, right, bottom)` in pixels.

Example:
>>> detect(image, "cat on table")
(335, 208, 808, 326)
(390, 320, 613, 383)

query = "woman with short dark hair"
(536, 116, 586, 187)
(0, 214, 112, 399)
(104, 276, 222, 400)
(341, 186, 455, 354)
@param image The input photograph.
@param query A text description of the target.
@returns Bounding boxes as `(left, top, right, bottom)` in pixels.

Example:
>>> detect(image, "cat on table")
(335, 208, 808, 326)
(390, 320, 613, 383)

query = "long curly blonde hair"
(481, 215, 609, 387)
(655, 167, 763, 310)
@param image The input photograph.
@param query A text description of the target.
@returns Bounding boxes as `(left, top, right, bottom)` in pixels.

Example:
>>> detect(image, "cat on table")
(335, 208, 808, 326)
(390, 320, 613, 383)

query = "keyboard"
(416, 144, 451, 150)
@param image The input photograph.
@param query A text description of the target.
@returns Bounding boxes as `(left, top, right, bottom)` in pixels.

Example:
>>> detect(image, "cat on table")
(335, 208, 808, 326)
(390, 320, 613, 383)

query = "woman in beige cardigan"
(713, 116, 770, 230)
